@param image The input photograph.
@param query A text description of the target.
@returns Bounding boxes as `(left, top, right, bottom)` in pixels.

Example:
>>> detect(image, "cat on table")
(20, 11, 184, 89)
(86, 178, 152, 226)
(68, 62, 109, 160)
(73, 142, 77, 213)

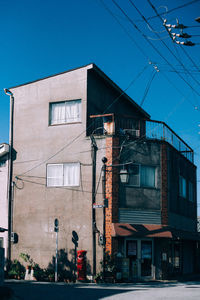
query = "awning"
(111, 223, 200, 241)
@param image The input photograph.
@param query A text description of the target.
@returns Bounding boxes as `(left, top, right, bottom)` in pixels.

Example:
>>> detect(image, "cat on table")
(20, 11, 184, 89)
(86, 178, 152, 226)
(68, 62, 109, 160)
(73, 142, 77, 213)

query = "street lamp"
(119, 167, 129, 184)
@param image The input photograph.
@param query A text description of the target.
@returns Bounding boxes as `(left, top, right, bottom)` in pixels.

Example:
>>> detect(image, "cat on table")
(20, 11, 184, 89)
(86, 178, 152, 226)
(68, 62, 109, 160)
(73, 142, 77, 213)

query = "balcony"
(89, 114, 194, 163)
(146, 120, 193, 163)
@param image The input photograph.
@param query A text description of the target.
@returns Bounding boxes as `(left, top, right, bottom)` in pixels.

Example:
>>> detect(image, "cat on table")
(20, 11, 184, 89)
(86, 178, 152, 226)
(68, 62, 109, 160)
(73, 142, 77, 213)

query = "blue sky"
(0, 0, 200, 211)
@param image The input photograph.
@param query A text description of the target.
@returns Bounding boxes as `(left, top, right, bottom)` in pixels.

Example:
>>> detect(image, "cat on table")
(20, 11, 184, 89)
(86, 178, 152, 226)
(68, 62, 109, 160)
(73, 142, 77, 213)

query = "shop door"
(126, 240, 138, 279)
(141, 240, 153, 278)
(126, 239, 153, 279)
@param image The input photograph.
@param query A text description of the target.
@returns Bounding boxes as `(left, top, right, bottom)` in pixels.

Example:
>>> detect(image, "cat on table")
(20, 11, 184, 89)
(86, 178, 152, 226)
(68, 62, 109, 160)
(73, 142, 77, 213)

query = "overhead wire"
(147, 0, 200, 74)
(130, 0, 200, 93)
(99, 0, 150, 61)
(140, 70, 157, 107)
(16, 63, 149, 178)
(15, 1, 198, 183)
(111, 0, 200, 103)
(136, 0, 200, 22)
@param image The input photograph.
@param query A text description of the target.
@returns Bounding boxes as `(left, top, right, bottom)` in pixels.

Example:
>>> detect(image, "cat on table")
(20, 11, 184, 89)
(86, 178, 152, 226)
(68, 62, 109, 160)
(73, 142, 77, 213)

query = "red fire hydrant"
(77, 250, 87, 281)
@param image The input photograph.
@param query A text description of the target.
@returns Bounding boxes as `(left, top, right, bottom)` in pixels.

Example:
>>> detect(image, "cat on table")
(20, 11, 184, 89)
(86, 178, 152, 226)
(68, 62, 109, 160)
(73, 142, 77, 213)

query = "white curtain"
(65, 100, 81, 123)
(63, 163, 80, 186)
(141, 166, 155, 187)
(51, 102, 66, 124)
(47, 164, 63, 186)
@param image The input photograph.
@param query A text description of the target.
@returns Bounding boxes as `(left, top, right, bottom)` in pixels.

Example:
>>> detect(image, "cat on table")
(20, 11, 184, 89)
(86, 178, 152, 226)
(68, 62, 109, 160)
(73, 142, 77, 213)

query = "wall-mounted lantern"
(120, 167, 129, 184)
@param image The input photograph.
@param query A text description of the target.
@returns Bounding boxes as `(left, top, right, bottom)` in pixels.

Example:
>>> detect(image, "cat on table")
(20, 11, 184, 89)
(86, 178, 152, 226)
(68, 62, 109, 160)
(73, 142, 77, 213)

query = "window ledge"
(49, 122, 82, 127)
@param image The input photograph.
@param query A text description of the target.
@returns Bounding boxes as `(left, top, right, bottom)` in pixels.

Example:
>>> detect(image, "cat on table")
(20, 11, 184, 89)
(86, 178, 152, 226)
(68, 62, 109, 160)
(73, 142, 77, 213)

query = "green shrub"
(8, 259, 25, 279)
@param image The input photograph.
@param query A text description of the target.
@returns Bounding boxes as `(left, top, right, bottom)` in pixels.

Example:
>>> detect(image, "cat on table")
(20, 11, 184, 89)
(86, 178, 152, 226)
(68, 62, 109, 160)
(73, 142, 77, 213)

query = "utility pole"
(4, 89, 14, 264)
(102, 156, 108, 281)
(90, 135, 98, 277)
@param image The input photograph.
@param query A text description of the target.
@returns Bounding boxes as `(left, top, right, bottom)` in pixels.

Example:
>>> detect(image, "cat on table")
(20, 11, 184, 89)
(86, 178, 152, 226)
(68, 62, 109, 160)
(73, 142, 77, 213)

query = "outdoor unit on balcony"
(123, 129, 140, 138)
(0, 143, 9, 157)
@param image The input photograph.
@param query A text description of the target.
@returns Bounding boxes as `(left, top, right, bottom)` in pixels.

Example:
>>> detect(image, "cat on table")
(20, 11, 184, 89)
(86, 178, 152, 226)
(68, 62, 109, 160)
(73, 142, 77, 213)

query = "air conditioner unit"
(123, 129, 140, 137)
(0, 144, 9, 157)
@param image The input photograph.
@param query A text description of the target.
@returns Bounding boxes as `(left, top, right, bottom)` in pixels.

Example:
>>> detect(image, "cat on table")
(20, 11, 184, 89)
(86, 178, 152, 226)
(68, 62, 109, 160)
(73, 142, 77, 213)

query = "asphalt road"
(2, 280, 200, 300)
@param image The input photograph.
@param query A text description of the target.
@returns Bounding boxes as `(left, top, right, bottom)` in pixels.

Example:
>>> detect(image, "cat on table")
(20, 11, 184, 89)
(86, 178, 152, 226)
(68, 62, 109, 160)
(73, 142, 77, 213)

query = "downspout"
(4, 88, 14, 263)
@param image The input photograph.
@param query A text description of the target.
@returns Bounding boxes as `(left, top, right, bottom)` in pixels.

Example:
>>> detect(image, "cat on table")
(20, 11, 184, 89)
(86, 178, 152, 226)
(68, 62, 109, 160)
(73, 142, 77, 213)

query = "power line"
(16, 63, 149, 177)
(101, 0, 198, 108)
(147, 1, 200, 74)
(140, 70, 157, 107)
(111, 0, 200, 101)
(99, 0, 150, 61)
(136, 0, 200, 22)
(131, 0, 200, 93)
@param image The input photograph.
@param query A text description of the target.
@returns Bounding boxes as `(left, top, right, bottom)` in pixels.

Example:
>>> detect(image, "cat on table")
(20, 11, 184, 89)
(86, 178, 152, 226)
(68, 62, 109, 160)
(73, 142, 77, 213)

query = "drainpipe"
(4, 88, 14, 264)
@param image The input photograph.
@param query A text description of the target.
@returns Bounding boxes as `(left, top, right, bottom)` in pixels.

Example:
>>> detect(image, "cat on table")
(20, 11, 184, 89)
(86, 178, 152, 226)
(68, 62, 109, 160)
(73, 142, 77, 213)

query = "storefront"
(112, 223, 200, 281)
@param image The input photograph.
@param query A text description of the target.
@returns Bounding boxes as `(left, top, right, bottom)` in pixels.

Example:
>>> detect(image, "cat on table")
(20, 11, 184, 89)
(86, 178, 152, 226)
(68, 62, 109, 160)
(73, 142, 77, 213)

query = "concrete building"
(0, 143, 9, 259)
(5, 63, 199, 280)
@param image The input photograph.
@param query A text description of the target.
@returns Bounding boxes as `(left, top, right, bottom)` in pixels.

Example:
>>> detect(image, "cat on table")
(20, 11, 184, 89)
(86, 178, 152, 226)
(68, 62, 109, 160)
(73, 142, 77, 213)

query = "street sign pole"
(55, 230, 58, 282)
(54, 218, 59, 282)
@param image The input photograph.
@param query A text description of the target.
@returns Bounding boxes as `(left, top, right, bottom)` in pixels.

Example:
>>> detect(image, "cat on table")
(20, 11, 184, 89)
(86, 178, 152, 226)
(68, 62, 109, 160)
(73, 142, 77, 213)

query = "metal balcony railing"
(146, 120, 194, 163)
(89, 114, 194, 163)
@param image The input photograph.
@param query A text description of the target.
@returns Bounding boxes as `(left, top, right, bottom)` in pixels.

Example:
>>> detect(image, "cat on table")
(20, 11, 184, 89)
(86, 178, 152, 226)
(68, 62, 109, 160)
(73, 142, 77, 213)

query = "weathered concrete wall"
(86, 69, 147, 136)
(10, 65, 107, 272)
(167, 144, 197, 231)
(119, 140, 161, 214)
(0, 156, 8, 259)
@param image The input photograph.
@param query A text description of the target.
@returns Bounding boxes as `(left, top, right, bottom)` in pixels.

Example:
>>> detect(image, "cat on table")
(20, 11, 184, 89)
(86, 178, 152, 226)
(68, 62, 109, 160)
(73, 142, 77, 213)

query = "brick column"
(105, 137, 119, 255)
(161, 143, 168, 225)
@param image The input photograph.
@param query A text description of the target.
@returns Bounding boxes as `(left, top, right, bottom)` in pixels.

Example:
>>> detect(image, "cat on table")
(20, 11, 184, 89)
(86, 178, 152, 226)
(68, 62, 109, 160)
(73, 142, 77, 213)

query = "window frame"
(46, 162, 80, 187)
(127, 164, 157, 189)
(179, 175, 187, 199)
(188, 181, 194, 202)
(49, 99, 82, 126)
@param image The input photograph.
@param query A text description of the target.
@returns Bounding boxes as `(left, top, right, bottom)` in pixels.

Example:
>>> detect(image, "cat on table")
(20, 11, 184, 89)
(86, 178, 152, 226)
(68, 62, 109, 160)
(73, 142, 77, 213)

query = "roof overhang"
(112, 223, 200, 241)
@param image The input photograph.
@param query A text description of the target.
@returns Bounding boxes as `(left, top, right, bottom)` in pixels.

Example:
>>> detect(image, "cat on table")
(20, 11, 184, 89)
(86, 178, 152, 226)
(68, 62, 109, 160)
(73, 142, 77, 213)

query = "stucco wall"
(10, 65, 107, 272)
(0, 156, 8, 258)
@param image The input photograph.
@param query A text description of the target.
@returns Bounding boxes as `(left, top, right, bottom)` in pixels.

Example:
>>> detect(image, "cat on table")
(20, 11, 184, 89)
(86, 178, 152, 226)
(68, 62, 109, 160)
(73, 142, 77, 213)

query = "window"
(47, 163, 80, 187)
(179, 176, 186, 198)
(188, 181, 194, 202)
(50, 100, 81, 125)
(128, 164, 156, 188)
(0, 160, 6, 167)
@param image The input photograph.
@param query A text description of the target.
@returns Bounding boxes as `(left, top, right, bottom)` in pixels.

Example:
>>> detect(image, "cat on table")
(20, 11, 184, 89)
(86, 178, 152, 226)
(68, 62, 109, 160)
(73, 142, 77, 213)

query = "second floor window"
(47, 162, 80, 187)
(188, 181, 194, 202)
(128, 164, 156, 188)
(50, 99, 81, 125)
(179, 176, 186, 198)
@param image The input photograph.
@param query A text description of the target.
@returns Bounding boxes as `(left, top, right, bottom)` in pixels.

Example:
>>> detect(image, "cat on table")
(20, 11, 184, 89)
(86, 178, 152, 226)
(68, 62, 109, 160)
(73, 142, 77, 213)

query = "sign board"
(93, 204, 104, 208)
